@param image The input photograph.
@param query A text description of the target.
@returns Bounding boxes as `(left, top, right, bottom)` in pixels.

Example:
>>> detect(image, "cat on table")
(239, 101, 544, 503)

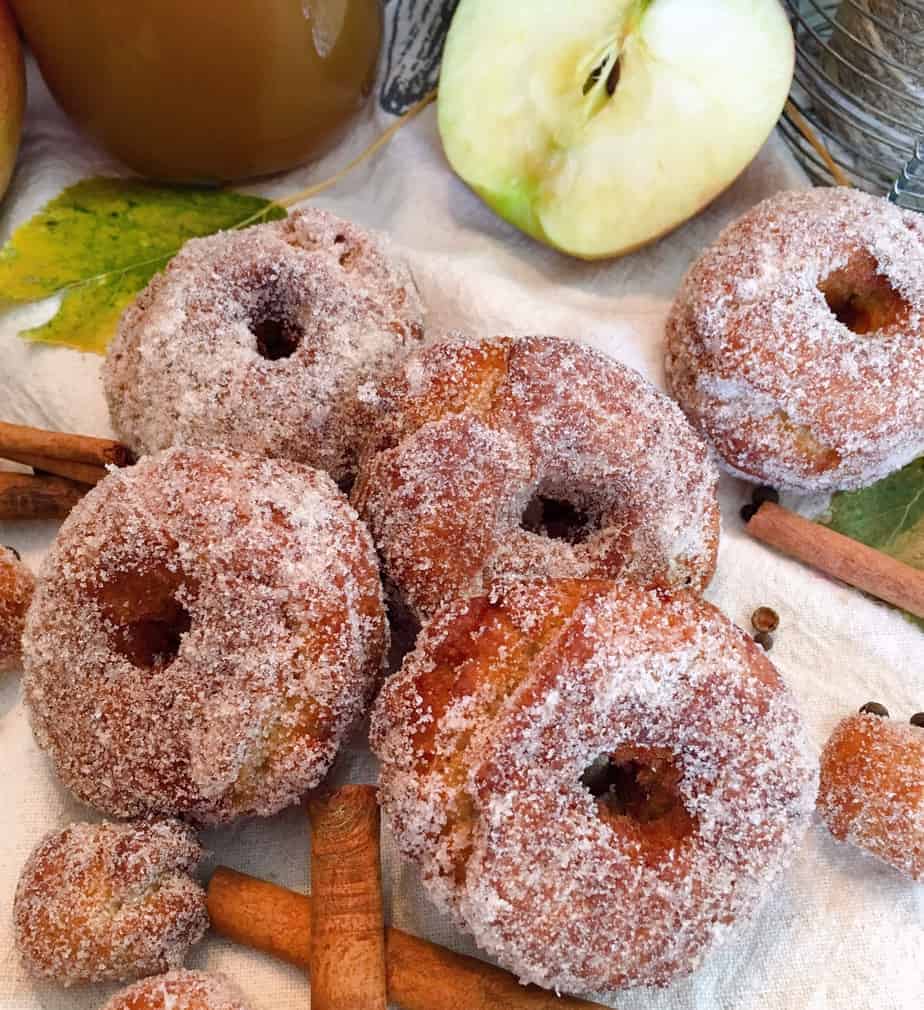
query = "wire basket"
(780, 0, 924, 194)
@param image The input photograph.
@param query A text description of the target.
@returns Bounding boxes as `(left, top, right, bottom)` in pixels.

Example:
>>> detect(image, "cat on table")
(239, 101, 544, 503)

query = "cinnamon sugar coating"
(102, 970, 252, 1010)
(0, 544, 34, 672)
(818, 713, 924, 881)
(14, 819, 207, 986)
(103, 208, 424, 482)
(666, 188, 924, 492)
(371, 579, 817, 993)
(22, 448, 388, 824)
(352, 335, 719, 622)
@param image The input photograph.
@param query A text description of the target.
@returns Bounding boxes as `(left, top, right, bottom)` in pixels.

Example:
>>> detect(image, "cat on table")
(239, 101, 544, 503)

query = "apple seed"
(583, 60, 605, 96)
(606, 59, 621, 96)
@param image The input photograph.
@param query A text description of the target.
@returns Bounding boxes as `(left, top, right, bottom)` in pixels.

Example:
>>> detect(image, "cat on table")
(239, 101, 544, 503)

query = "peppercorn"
(910, 713, 924, 729)
(740, 503, 759, 523)
(751, 606, 780, 634)
(754, 631, 773, 651)
(859, 702, 889, 718)
(753, 485, 780, 507)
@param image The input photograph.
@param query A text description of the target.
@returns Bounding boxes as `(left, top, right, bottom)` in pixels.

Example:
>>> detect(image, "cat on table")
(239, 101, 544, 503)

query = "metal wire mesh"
(889, 136, 924, 209)
(781, 0, 924, 194)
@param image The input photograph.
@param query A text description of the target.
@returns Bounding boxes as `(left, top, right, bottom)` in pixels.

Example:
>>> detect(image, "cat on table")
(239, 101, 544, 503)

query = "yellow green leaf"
(824, 457, 924, 630)
(0, 177, 285, 354)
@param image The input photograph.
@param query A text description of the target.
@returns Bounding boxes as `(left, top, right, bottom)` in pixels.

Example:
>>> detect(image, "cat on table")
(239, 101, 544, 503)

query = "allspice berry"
(751, 606, 780, 634)
(754, 631, 773, 651)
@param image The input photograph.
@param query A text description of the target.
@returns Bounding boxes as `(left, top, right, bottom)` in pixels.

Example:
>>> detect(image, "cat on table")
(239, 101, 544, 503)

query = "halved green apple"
(437, 0, 794, 259)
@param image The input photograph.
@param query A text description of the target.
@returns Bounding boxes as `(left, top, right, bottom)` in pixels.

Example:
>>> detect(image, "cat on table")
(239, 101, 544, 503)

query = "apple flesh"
(437, 0, 794, 259)
(0, 0, 24, 201)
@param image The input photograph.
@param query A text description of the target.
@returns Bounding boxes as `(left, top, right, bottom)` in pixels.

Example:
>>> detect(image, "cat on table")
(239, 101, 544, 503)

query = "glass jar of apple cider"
(11, 0, 382, 182)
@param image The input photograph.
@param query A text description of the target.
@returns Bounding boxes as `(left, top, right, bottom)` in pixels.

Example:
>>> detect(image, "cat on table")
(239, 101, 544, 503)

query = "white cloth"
(1, 54, 922, 1010)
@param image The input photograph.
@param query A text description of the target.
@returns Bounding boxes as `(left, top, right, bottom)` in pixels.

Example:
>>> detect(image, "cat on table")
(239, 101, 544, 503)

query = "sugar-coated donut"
(371, 578, 817, 992)
(0, 544, 34, 672)
(23, 448, 387, 824)
(101, 971, 251, 1010)
(666, 188, 924, 492)
(353, 335, 719, 622)
(818, 712, 924, 881)
(103, 208, 424, 482)
(14, 819, 207, 986)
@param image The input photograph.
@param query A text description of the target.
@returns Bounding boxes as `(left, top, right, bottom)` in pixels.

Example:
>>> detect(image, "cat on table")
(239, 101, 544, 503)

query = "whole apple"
(438, 0, 794, 259)
(0, 0, 24, 200)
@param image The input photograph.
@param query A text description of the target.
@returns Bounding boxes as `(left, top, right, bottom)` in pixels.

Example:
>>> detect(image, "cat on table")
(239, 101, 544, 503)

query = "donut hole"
(101, 568, 194, 669)
(581, 747, 695, 847)
(818, 254, 911, 335)
(114, 599, 192, 669)
(251, 313, 303, 361)
(521, 495, 595, 544)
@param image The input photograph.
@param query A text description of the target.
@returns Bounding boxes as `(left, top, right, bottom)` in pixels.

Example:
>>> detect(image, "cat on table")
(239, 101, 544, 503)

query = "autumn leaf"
(0, 177, 285, 354)
(825, 456, 924, 629)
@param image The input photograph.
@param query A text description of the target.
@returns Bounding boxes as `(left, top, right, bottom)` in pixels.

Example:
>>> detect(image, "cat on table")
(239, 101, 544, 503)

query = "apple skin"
(0, 0, 24, 201)
(438, 0, 795, 260)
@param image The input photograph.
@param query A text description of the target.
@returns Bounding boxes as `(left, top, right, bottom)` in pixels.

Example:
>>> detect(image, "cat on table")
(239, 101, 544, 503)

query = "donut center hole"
(818, 255, 911, 335)
(114, 599, 192, 669)
(522, 495, 594, 544)
(252, 314, 303, 361)
(582, 748, 695, 843)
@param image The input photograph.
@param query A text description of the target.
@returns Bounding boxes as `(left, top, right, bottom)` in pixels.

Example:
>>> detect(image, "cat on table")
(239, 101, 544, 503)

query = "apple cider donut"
(103, 208, 424, 482)
(14, 819, 207, 986)
(102, 971, 252, 1010)
(0, 544, 34, 672)
(23, 447, 387, 824)
(371, 578, 818, 992)
(352, 335, 719, 622)
(666, 188, 924, 492)
(817, 710, 924, 881)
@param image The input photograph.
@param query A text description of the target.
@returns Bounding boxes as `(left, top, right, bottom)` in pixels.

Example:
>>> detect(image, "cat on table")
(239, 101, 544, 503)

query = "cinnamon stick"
(385, 928, 607, 1010)
(745, 501, 924, 619)
(2, 451, 107, 486)
(308, 786, 387, 1010)
(0, 472, 87, 520)
(208, 868, 313, 969)
(207, 867, 607, 1010)
(0, 420, 132, 468)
